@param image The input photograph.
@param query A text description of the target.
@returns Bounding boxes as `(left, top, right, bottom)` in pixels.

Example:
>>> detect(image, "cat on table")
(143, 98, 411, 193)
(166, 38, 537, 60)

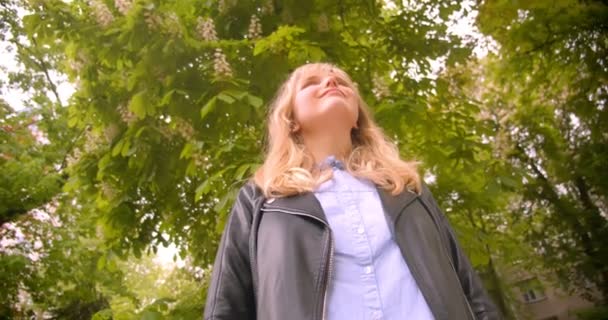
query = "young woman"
(203, 63, 501, 320)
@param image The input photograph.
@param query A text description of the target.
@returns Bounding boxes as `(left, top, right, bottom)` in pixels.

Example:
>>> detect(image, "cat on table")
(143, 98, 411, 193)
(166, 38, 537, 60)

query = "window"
(517, 277, 547, 303)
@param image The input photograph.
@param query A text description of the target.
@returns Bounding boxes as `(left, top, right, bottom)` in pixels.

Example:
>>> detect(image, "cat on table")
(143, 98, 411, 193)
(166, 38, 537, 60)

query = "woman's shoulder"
(237, 179, 265, 201)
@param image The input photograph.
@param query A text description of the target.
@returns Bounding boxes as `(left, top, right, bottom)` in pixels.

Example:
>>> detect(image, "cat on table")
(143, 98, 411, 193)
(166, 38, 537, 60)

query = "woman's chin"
(319, 99, 355, 112)
(320, 102, 357, 121)
(305, 113, 355, 131)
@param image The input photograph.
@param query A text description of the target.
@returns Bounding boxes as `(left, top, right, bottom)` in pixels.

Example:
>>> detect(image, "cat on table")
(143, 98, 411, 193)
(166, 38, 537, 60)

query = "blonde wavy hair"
(252, 62, 422, 198)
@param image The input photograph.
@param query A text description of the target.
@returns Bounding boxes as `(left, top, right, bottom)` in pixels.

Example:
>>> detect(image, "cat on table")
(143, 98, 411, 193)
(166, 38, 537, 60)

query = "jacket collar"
(376, 186, 420, 224)
(262, 185, 420, 225)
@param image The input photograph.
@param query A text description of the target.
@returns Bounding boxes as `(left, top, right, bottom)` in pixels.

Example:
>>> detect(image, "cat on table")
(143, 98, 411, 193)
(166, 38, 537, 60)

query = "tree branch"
(27, 37, 64, 110)
(573, 175, 608, 232)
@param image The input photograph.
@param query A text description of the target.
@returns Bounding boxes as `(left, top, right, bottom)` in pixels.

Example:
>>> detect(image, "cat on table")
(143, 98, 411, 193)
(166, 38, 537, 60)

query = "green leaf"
(217, 92, 236, 104)
(235, 163, 251, 180)
(96, 254, 106, 271)
(128, 90, 148, 118)
(180, 142, 194, 159)
(247, 94, 263, 109)
(223, 89, 247, 100)
(194, 180, 212, 202)
(92, 309, 113, 320)
(135, 126, 148, 138)
(160, 89, 175, 106)
(253, 25, 306, 56)
(112, 139, 125, 157)
(140, 310, 162, 320)
(186, 159, 197, 176)
(120, 139, 133, 157)
(200, 96, 217, 120)
(499, 175, 519, 189)
(67, 115, 80, 127)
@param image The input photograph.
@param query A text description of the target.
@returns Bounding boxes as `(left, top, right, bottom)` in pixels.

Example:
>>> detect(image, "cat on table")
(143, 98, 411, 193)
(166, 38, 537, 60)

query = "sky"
(0, 43, 75, 111)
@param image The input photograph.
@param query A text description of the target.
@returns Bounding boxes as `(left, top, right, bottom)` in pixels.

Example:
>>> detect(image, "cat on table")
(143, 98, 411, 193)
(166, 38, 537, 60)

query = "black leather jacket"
(204, 180, 501, 320)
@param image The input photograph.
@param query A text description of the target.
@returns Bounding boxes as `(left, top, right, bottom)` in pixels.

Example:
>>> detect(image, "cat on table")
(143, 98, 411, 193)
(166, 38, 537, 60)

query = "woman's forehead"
(294, 64, 350, 81)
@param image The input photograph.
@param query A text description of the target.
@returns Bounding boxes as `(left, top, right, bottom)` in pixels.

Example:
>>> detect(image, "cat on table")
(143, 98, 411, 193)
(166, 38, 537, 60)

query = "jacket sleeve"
(204, 183, 256, 320)
(419, 181, 502, 320)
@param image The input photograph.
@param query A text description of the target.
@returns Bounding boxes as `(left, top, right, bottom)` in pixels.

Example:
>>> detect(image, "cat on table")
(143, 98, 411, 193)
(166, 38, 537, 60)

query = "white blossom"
(261, 0, 274, 15)
(68, 59, 84, 73)
(158, 124, 173, 139)
(192, 153, 206, 167)
(144, 10, 162, 30)
(104, 123, 120, 143)
(174, 117, 195, 139)
(101, 181, 116, 200)
(66, 148, 82, 167)
(83, 129, 100, 153)
(118, 104, 137, 124)
(196, 17, 218, 41)
(372, 74, 390, 100)
(213, 48, 233, 78)
(218, 0, 227, 13)
(218, 0, 236, 14)
(114, 0, 132, 15)
(67, 52, 88, 74)
(90, 0, 114, 27)
(164, 12, 182, 37)
(247, 15, 262, 39)
(317, 14, 329, 32)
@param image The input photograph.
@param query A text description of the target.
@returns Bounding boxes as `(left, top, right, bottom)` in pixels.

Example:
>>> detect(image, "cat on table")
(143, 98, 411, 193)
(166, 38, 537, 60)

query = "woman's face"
(291, 68, 359, 134)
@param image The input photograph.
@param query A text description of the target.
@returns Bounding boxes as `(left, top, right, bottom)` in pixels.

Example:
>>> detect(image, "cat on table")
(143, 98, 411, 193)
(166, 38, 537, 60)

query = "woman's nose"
(323, 76, 339, 87)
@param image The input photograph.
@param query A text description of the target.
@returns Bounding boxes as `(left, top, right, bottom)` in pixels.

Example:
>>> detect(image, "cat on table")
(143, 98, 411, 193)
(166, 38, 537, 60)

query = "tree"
(6, 0, 603, 317)
(0, 0, 74, 225)
(18, 0, 475, 267)
(476, 0, 608, 302)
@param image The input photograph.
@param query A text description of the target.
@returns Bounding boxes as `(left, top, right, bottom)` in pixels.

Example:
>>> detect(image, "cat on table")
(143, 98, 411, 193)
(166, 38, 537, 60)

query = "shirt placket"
(339, 183, 384, 320)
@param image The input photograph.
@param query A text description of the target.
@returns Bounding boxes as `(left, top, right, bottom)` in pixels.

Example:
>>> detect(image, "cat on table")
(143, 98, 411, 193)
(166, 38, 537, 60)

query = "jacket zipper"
(260, 206, 333, 320)
(322, 233, 334, 320)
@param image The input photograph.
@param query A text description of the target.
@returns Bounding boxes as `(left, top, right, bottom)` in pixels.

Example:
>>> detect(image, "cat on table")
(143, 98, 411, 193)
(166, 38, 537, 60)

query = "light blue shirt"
(313, 155, 435, 320)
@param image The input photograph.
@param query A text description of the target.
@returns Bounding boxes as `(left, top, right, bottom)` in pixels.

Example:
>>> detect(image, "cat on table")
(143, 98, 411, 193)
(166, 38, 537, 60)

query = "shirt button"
(357, 226, 365, 234)
(364, 265, 373, 274)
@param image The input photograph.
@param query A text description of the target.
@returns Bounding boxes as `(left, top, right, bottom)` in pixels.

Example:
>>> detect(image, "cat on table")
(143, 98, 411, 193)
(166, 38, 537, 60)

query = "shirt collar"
(316, 155, 345, 171)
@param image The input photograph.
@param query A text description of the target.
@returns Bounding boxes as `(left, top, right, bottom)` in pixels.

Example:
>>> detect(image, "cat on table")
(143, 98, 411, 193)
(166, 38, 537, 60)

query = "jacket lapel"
(375, 186, 420, 224)
(263, 192, 328, 224)
(262, 185, 419, 226)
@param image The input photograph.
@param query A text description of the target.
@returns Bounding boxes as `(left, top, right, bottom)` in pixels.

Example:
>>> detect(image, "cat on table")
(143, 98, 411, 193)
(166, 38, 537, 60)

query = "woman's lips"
(321, 88, 343, 97)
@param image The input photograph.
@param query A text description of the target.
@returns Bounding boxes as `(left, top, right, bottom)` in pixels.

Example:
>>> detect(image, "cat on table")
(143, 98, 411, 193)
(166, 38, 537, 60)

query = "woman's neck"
(300, 128, 352, 165)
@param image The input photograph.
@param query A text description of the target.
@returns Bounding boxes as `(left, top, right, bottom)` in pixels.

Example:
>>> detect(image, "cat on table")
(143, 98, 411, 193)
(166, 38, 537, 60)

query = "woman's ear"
(289, 121, 300, 132)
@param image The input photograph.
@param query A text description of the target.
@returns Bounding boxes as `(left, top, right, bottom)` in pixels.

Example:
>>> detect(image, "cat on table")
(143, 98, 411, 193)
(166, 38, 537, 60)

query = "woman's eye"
(301, 80, 318, 88)
(337, 79, 350, 86)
